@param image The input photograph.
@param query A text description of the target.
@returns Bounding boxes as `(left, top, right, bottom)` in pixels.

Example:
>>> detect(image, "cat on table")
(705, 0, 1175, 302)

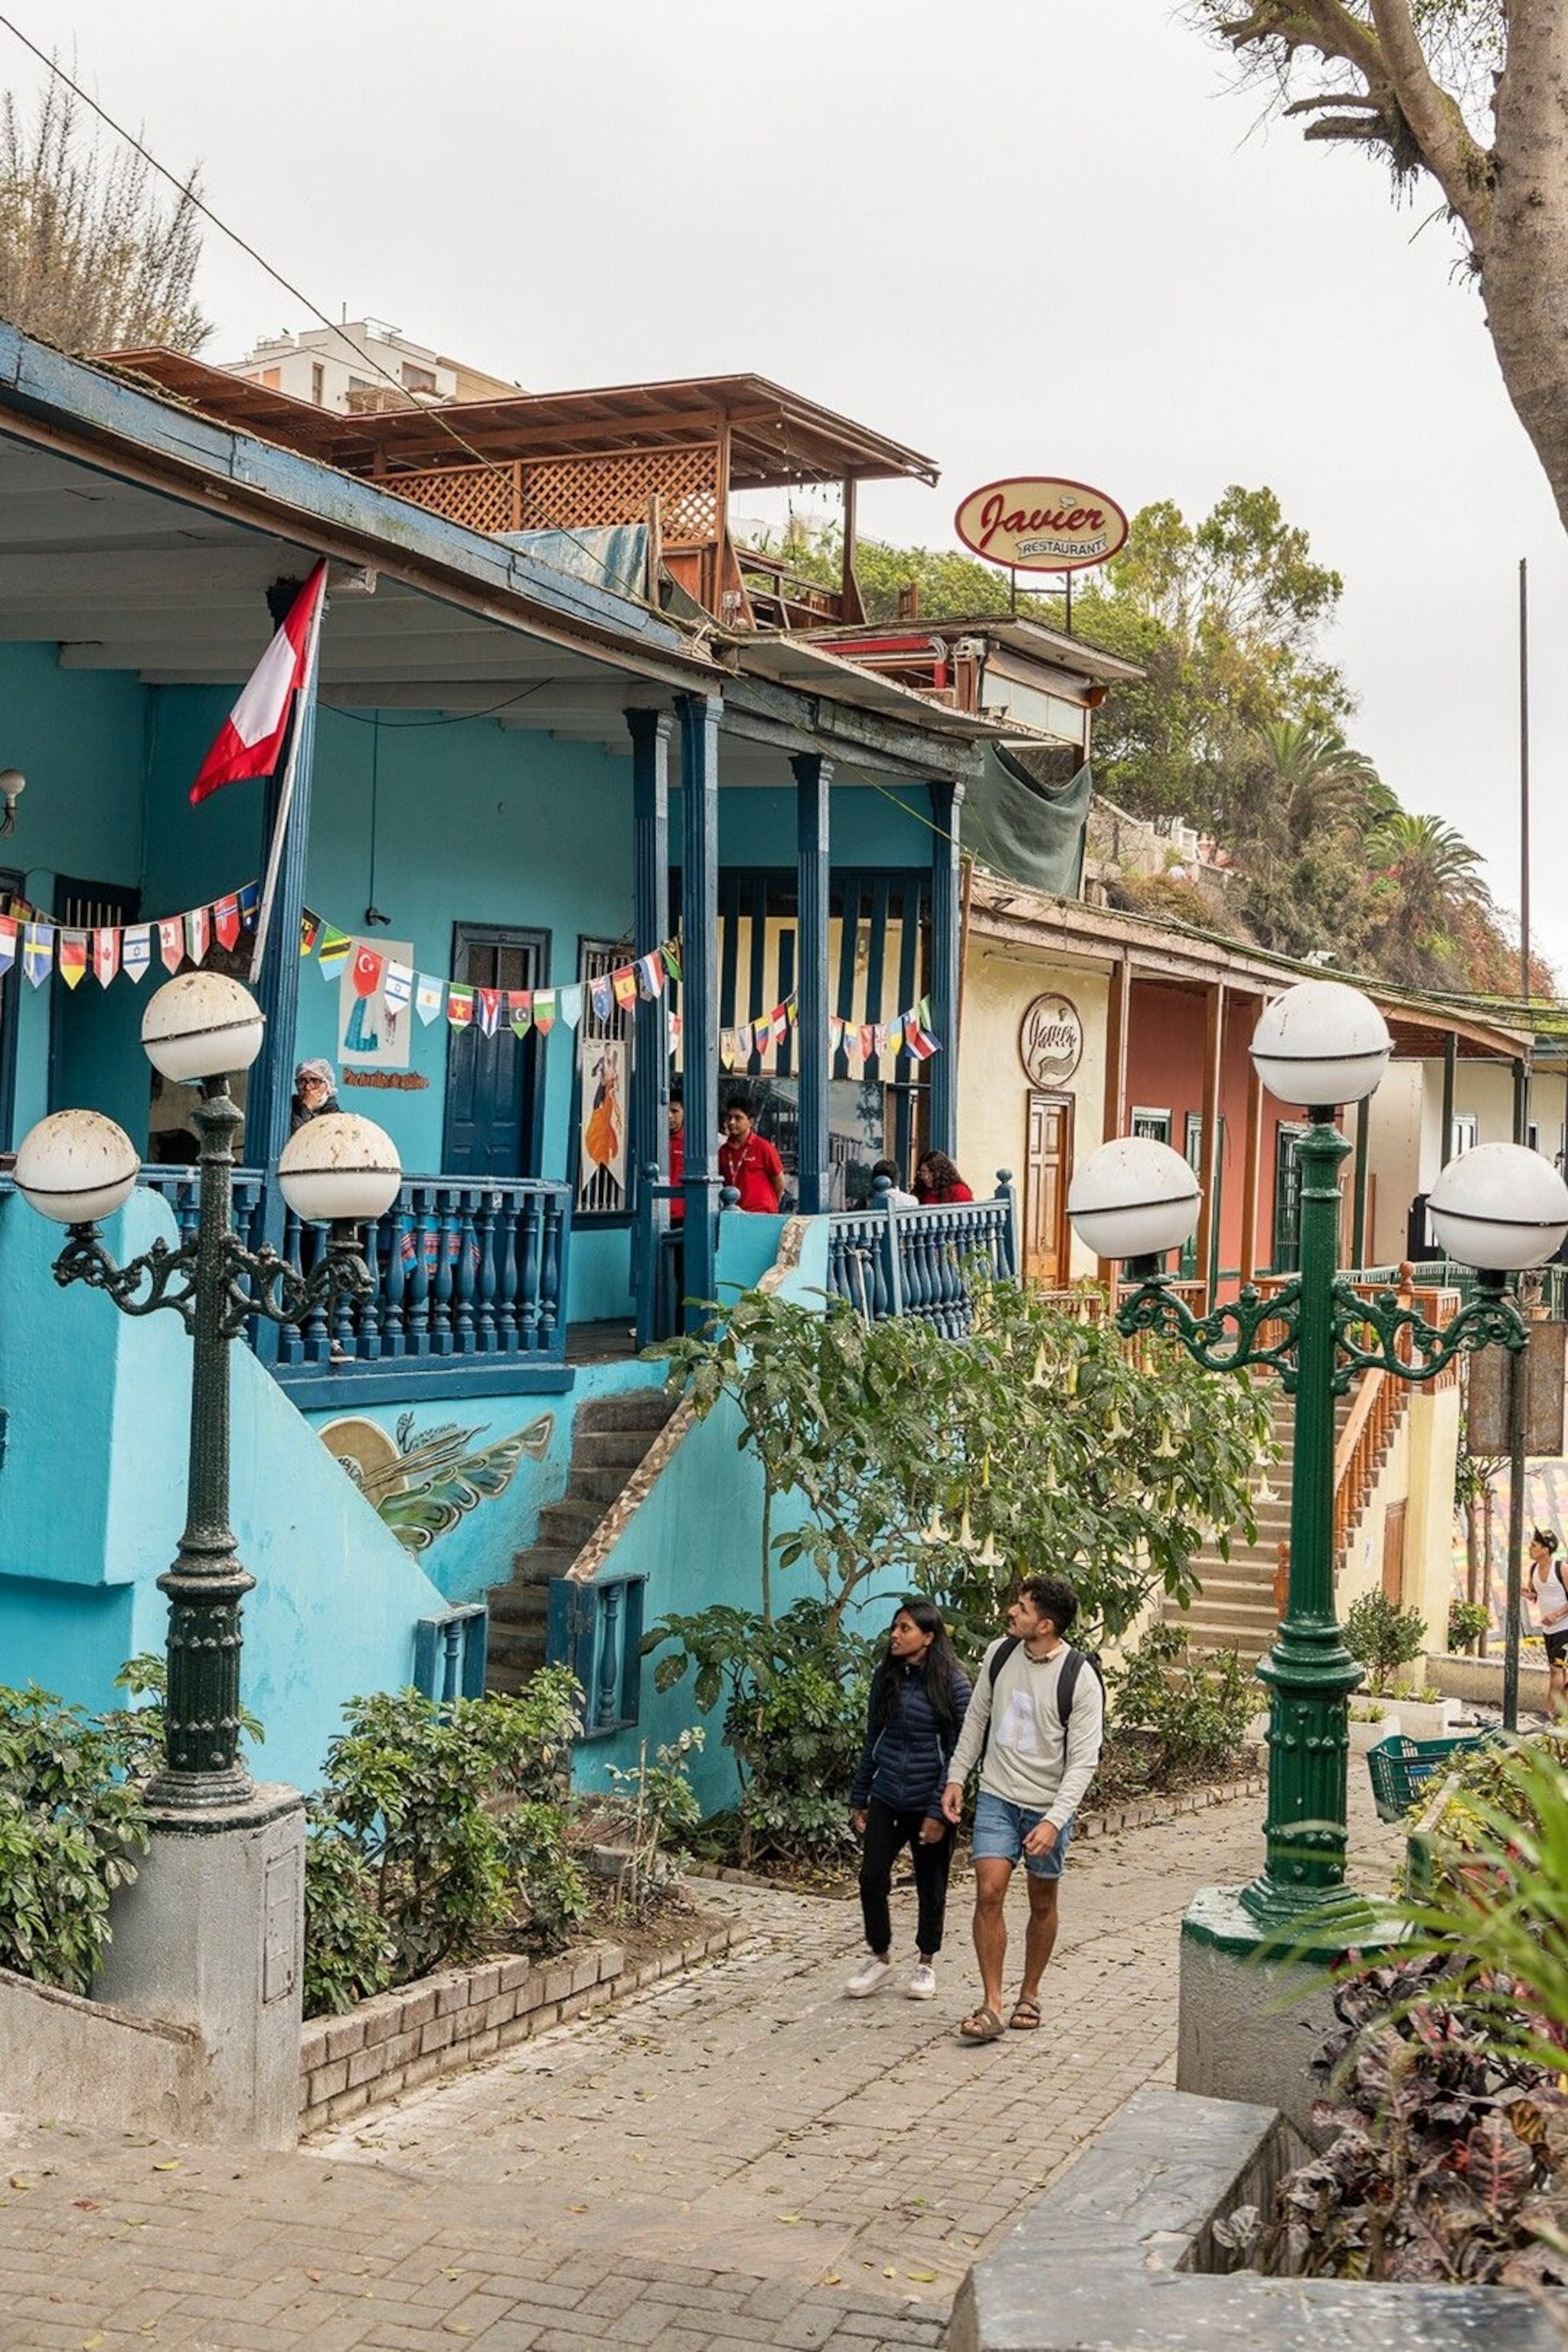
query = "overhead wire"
(0, 11, 660, 606)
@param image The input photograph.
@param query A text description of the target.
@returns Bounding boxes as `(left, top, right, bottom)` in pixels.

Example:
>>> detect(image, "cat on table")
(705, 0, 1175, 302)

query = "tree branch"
(1366, 0, 1494, 235)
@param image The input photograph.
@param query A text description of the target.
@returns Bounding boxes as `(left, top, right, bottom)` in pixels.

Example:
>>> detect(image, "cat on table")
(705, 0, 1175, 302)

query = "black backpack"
(985, 1636, 1106, 1732)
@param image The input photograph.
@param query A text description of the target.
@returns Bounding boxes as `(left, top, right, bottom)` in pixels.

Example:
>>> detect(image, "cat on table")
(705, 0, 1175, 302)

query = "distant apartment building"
(219, 318, 518, 413)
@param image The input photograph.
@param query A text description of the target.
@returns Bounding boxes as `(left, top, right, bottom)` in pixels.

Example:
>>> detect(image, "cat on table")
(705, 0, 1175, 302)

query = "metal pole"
(147, 1075, 255, 1809)
(1242, 1110, 1364, 1929)
(1521, 555, 1532, 1007)
(1504, 1348, 1526, 1731)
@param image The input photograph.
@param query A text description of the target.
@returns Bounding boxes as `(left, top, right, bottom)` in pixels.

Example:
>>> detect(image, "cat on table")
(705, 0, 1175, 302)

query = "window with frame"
(1130, 1108, 1171, 1144)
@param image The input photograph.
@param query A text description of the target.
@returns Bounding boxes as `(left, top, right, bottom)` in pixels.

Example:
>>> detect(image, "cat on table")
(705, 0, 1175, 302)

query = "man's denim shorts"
(971, 1790, 1074, 1880)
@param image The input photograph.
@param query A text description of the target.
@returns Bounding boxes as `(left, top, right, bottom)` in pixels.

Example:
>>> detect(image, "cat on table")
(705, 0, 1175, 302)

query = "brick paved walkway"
(0, 1782, 1403, 2352)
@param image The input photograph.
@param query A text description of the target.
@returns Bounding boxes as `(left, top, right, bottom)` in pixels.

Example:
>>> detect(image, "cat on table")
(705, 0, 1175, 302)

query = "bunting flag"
(446, 985, 475, 1031)
(477, 986, 501, 1037)
(351, 942, 384, 999)
(508, 991, 533, 1039)
(874, 1023, 890, 1057)
(415, 973, 445, 1026)
(858, 1024, 874, 1061)
(668, 1010, 681, 1057)
(768, 1002, 789, 1047)
(533, 988, 557, 1036)
(828, 1015, 844, 1052)
(662, 938, 682, 984)
(590, 974, 613, 1024)
(158, 916, 185, 975)
(237, 881, 261, 927)
(93, 928, 120, 988)
(557, 984, 583, 1030)
(383, 961, 413, 1020)
(212, 893, 241, 952)
(611, 966, 639, 1010)
(22, 923, 54, 986)
(185, 904, 211, 965)
(316, 927, 352, 978)
(720, 1027, 739, 1071)
(122, 925, 150, 982)
(736, 1020, 753, 1060)
(57, 931, 87, 990)
(0, 916, 15, 980)
(635, 949, 665, 1000)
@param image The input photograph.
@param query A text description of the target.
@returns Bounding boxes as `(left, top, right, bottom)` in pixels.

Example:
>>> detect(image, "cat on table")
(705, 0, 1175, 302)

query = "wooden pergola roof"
(101, 351, 940, 490)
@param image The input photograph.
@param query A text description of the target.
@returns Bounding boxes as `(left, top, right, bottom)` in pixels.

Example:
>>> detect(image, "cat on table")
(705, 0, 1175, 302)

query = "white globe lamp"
(1428, 1143, 1568, 1272)
(1250, 981, 1391, 1110)
(15, 1109, 140, 1225)
(277, 1112, 402, 1225)
(142, 971, 265, 1083)
(1067, 1137, 1202, 1263)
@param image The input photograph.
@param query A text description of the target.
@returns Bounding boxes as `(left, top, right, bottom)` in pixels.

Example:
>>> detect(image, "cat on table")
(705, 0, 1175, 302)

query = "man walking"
(939, 1574, 1103, 2043)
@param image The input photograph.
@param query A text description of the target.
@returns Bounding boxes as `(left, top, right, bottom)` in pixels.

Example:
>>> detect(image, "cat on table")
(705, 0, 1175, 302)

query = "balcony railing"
(138, 1167, 572, 1393)
(828, 1176, 1018, 1338)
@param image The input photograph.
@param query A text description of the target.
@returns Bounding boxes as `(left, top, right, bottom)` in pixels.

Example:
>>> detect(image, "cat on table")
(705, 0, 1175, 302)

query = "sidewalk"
(0, 1779, 1404, 2352)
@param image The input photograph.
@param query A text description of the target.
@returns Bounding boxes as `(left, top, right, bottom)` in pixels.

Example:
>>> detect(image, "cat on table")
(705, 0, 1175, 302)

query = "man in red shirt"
(667, 1094, 685, 1223)
(719, 1099, 786, 1211)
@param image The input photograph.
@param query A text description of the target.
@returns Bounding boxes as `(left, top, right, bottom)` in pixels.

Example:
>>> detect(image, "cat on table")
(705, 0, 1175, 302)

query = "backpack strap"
(986, 1635, 1021, 1690)
(1058, 1648, 1084, 1727)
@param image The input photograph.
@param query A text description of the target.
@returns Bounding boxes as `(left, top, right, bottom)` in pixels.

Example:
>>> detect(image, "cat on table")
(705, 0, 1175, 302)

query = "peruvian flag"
(189, 564, 326, 805)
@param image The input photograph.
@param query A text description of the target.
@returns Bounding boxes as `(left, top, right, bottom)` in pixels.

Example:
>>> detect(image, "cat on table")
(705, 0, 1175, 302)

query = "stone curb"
(682, 1772, 1268, 1900)
(299, 1913, 741, 2136)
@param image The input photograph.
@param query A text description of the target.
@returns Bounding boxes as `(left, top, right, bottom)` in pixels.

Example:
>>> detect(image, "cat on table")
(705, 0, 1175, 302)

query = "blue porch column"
(678, 693, 721, 1326)
(250, 580, 324, 1181)
(627, 709, 672, 1194)
(926, 779, 964, 1160)
(792, 751, 833, 1215)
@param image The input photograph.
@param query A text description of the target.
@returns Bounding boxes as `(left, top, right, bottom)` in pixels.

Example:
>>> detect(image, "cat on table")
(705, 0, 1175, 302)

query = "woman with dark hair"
(845, 1600, 972, 2001)
(914, 1151, 974, 1205)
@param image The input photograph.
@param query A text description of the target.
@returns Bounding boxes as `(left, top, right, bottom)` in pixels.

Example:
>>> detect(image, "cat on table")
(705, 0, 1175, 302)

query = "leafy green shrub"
(1107, 1626, 1258, 1785)
(647, 1596, 871, 1864)
(1447, 1599, 1490, 1655)
(1343, 1590, 1428, 1694)
(302, 1670, 587, 2017)
(599, 1727, 706, 1919)
(0, 1683, 152, 1995)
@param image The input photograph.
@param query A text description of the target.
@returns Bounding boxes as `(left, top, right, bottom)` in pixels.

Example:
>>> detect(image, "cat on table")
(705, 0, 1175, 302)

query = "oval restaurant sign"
(1019, 992, 1084, 1089)
(954, 476, 1129, 574)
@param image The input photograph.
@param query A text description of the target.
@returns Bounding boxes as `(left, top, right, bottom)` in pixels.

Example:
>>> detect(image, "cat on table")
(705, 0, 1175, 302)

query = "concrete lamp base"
(1176, 1884, 1400, 2141)
(95, 1782, 305, 2149)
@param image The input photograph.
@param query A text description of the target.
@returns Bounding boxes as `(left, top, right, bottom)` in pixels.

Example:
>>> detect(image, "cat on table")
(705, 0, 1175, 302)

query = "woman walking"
(846, 1601, 972, 2001)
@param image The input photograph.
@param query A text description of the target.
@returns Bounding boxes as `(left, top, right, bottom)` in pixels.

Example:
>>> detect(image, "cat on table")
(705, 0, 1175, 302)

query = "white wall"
(961, 942, 1108, 1280)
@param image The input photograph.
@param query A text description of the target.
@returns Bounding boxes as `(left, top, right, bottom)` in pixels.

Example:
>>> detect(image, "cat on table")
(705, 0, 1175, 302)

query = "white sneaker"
(845, 1955, 891, 1998)
(906, 1962, 937, 2001)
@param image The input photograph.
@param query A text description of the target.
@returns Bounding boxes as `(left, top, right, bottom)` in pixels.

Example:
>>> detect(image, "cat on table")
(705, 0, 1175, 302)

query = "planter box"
(1348, 1712, 1400, 1751)
(950, 2084, 1557, 2352)
(1427, 1650, 1552, 1715)
(1389, 1696, 1459, 1740)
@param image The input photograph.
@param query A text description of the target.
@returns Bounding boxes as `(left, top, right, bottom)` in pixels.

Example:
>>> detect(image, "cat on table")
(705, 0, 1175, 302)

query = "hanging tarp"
(962, 746, 1091, 899)
(501, 523, 649, 603)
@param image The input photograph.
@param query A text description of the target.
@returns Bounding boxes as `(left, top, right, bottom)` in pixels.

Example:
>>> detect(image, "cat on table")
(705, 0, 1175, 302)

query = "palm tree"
(1369, 812, 1492, 982)
(1256, 722, 1385, 852)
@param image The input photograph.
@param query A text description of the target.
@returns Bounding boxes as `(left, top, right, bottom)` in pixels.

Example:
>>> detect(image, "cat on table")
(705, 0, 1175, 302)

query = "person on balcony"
(718, 1099, 785, 1212)
(289, 1059, 340, 1132)
(914, 1151, 973, 1205)
(870, 1157, 918, 1209)
(845, 1600, 972, 2004)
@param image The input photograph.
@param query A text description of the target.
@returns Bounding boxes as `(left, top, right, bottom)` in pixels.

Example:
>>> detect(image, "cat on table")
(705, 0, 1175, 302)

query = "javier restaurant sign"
(955, 476, 1129, 574)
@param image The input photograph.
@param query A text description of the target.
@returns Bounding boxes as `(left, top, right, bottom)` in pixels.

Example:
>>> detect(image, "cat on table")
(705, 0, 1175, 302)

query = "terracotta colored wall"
(1125, 980, 1289, 1275)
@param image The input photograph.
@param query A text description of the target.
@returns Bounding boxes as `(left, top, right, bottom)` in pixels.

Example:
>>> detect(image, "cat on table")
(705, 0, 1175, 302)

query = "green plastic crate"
(1366, 1730, 1491, 1824)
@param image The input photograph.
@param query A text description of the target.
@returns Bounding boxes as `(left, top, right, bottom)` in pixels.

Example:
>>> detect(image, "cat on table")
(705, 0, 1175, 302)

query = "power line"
(0, 11, 658, 603)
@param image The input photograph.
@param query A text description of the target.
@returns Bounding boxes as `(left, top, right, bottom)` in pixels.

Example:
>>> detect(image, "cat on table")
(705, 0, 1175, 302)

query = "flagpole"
(249, 584, 327, 988)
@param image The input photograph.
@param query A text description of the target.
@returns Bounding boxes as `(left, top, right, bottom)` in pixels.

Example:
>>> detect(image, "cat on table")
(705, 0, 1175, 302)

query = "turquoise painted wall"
(0, 1184, 459, 1791)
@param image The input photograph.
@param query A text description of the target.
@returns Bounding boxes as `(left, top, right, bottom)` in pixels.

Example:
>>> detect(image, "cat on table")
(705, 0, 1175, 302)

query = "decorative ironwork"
(1118, 1269, 1526, 1394)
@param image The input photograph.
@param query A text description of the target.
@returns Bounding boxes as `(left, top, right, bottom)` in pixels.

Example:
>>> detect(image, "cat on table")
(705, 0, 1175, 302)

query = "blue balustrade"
(828, 1171, 1018, 1337)
(546, 1571, 647, 1738)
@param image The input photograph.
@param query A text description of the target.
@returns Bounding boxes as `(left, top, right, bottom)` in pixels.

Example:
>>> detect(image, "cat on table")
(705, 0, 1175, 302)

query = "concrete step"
(492, 1551, 575, 1612)
(486, 1657, 534, 1697)
(538, 1499, 604, 1550)
(488, 1612, 549, 1667)
(573, 1429, 665, 1472)
(564, 1463, 640, 1509)
(575, 1390, 677, 1435)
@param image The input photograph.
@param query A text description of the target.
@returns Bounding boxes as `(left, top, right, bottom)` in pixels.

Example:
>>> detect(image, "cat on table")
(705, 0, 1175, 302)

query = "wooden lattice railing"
(387, 443, 722, 546)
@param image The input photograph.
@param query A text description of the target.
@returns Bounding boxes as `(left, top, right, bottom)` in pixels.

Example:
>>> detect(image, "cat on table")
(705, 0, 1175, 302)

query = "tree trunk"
(1481, 7, 1568, 531)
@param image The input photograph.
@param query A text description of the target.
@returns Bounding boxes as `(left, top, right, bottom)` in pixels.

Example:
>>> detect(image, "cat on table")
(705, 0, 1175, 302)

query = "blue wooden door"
(442, 925, 547, 1178)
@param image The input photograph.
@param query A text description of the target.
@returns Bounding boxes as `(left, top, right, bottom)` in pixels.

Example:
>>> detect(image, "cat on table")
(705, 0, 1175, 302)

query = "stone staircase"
(1164, 1380, 1401, 1664)
(485, 1388, 678, 1695)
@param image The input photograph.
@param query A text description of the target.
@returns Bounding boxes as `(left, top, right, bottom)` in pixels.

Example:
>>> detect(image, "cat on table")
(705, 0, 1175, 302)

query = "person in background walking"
(940, 1573, 1103, 2043)
(846, 1601, 972, 2003)
(719, 1098, 786, 1210)
(1530, 1526, 1568, 1718)
(869, 1157, 919, 1209)
(289, 1058, 339, 1134)
(914, 1151, 973, 1205)
(667, 1090, 685, 1222)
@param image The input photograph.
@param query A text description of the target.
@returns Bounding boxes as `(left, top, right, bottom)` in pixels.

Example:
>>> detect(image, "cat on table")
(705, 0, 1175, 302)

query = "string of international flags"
(0, 871, 944, 1068)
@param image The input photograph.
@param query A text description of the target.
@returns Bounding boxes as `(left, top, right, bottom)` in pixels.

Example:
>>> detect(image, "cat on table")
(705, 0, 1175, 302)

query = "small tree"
(0, 78, 211, 354)
(1344, 1590, 1429, 1696)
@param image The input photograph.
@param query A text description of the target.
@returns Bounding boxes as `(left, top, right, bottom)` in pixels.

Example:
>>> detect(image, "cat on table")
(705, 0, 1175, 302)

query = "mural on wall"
(320, 1410, 554, 1554)
(340, 939, 415, 1070)
(577, 1036, 629, 1214)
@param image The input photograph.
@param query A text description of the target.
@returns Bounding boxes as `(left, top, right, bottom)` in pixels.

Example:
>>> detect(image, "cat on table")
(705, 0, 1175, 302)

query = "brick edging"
(682, 1770, 1268, 1900)
(299, 1916, 741, 2135)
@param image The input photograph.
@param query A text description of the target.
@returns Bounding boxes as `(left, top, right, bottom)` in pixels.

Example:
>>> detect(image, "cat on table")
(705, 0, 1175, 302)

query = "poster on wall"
(577, 1034, 629, 1214)
(339, 939, 414, 1070)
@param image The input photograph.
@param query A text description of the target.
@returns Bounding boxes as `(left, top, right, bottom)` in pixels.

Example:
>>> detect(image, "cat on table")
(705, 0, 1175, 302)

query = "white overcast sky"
(10, 2, 1566, 980)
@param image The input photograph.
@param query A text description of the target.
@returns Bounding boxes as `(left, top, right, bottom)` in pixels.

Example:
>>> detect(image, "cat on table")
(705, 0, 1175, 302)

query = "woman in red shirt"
(913, 1152, 974, 1205)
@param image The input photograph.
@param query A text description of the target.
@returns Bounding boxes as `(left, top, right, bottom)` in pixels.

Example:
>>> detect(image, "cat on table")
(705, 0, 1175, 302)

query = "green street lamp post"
(15, 970, 402, 1811)
(1069, 981, 1568, 1961)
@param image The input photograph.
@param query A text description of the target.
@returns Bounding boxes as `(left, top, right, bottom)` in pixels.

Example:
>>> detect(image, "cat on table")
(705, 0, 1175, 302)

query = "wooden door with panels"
(1024, 1090, 1073, 1288)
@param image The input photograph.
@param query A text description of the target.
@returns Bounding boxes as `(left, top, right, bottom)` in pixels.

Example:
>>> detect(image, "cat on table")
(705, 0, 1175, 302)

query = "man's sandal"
(1009, 1998, 1042, 2032)
(959, 2006, 1004, 2043)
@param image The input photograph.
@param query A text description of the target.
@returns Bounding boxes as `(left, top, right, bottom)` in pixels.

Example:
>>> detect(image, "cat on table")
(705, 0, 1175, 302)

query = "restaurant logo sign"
(1019, 992, 1084, 1088)
(954, 477, 1129, 573)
